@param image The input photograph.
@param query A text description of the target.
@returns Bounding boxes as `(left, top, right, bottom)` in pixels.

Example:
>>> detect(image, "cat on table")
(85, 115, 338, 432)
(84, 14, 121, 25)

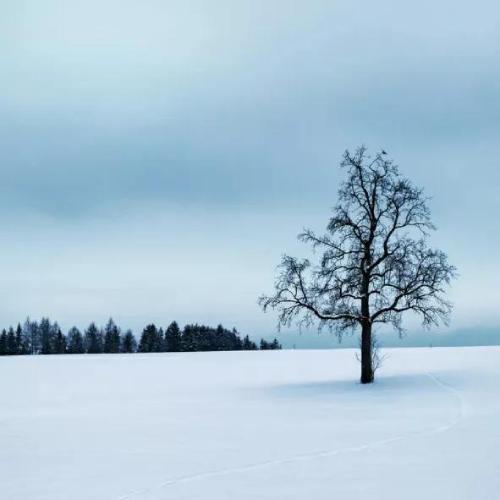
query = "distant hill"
(274, 326, 500, 350)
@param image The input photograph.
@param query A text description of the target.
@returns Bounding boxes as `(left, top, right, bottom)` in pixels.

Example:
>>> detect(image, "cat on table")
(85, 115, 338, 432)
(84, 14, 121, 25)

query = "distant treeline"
(0, 318, 281, 356)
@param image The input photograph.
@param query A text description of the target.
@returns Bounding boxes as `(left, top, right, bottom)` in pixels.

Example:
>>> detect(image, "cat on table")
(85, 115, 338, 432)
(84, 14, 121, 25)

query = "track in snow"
(118, 372, 466, 500)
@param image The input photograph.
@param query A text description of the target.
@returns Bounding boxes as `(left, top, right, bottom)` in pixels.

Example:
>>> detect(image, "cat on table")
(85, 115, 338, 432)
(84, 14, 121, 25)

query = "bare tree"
(259, 147, 456, 383)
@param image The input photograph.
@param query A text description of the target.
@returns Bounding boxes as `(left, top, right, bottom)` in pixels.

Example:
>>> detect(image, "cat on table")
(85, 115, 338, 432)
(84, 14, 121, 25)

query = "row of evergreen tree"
(0, 318, 281, 355)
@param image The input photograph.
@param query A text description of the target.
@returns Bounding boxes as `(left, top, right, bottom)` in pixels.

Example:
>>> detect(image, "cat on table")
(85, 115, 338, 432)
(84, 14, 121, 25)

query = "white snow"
(1, 347, 499, 499)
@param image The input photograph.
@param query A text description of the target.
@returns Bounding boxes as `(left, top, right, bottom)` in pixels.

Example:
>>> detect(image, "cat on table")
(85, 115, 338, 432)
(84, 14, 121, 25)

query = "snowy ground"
(1, 347, 499, 499)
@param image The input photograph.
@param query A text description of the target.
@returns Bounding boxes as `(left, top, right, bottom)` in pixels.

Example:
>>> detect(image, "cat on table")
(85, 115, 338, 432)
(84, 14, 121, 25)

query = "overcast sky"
(1, 1, 499, 338)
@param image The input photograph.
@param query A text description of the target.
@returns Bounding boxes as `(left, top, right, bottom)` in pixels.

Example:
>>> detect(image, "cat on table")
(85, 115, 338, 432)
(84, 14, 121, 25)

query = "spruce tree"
(40, 318, 54, 355)
(85, 323, 103, 354)
(15, 324, 26, 355)
(138, 326, 149, 352)
(53, 327, 67, 354)
(104, 318, 121, 353)
(7, 327, 17, 355)
(232, 328, 243, 351)
(271, 338, 282, 350)
(138, 324, 160, 352)
(157, 328, 165, 352)
(23, 318, 39, 355)
(259, 338, 282, 350)
(121, 330, 137, 353)
(242, 335, 257, 350)
(165, 321, 182, 352)
(67, 327, 85, 354)
(214, 324, 225, 351)
(50, 322, 63, 353)
(0, 329, 7, 355)
(181, 324, 196, 352)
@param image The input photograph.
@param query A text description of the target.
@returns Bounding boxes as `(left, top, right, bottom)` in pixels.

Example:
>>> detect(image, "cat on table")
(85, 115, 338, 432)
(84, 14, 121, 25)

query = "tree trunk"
(360, 320, 374, 384)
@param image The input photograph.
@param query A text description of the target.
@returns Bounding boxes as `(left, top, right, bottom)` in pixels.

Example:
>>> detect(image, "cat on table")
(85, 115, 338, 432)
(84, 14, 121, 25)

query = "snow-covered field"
(1, 347, 499, 499)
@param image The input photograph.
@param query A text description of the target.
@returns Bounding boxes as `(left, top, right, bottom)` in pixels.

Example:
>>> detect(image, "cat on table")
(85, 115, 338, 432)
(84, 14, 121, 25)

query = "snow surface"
(1, 347, 499, 499)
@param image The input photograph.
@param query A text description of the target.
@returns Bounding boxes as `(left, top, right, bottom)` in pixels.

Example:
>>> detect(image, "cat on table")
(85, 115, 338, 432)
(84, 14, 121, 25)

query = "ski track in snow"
(117, 372, 467, 500)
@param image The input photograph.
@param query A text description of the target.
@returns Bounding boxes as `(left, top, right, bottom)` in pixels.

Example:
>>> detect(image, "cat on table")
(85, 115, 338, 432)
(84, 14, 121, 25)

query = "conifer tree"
(40, 318, 54, 355)
(23, 318, 39, 354)
(260, 338, 282, 350)
(104, 318, 121, 353)
(181, 324, 197, 352)
(157, 328, 165, 352)
(232, 328, 243, 351)
(50, 322, 63, 353)
(214, 324, 226, 351)
(67, 327, 85, 354)
(138, 326, 149, 352)
(242, 335, 257, 350)
(165, 321, 182, 352)
(0, 329, 7, 355)
(85, 323, 103, 354)
(7, 327, 17, 355)
(139, 324, 160, 352)
(271, 338, 282, 350)
(53, 326, 67, 354)
(121, 330, 137, 353)
(15, 324, 26, 355)
(149, 325, 162, 352)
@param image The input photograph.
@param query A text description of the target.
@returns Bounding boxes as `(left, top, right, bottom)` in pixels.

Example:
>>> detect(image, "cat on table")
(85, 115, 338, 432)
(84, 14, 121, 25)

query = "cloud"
(0, 0, 499, 333)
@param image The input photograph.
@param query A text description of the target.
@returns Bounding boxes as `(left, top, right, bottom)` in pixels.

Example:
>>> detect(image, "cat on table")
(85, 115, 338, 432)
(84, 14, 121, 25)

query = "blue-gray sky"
(1, 1, 499, 336)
